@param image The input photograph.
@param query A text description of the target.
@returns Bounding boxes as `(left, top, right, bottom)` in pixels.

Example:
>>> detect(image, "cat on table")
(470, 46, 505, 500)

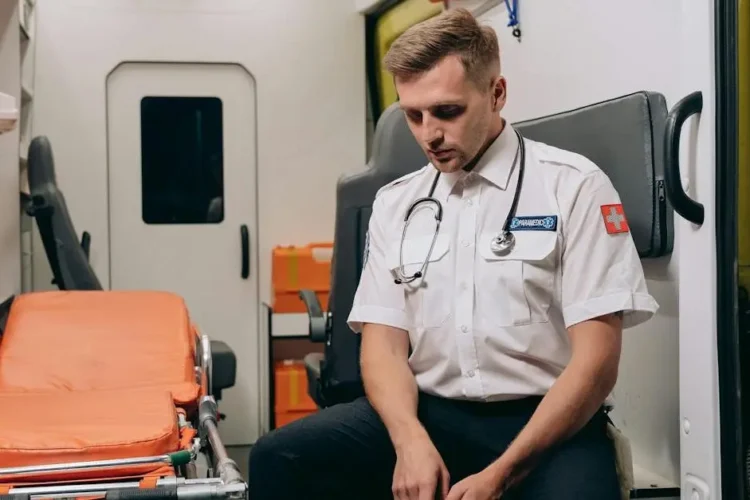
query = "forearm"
(360, 327, 425, 449)
(491, 315, 622, 487)
(494, 359, 615, 483)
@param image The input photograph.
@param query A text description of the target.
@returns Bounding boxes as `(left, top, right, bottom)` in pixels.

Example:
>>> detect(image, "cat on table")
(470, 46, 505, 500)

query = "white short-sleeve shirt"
(347, 124, 658, 402)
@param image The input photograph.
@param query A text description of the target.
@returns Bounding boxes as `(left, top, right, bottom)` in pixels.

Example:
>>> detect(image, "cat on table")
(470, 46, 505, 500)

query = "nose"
(421, 115, 443, 147)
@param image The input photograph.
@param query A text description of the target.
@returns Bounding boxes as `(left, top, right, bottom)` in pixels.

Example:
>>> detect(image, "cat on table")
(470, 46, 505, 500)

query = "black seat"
(24, 136, 237, 401)
(299, 102, 428, 407)
(0, 294, 13, 340)
(299, 92, 678, 498)
(25, 137, 101, 291)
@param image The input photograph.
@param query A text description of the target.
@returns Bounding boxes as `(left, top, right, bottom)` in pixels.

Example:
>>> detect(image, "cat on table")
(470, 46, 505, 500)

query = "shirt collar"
(434, 123, 520, 201)
(472, 122, 520, 190)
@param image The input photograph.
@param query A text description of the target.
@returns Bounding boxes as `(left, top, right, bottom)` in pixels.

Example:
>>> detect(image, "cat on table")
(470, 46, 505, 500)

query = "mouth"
(429, 149, 455, 161)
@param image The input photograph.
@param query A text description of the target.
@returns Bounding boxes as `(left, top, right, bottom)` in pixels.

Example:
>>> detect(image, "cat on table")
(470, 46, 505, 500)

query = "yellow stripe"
(740, 0, 750, 288)
(374, 0, 444, 112)
(288, 249, 299, 289)
(289, 369, 299, 407)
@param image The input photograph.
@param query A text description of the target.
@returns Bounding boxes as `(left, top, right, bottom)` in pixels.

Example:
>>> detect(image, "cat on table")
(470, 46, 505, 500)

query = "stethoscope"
(394, 129, 525, 285)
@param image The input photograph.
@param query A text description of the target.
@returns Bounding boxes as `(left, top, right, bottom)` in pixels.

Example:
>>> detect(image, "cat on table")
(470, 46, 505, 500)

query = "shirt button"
(466, 199, 473, 206)
(467, 370, 475, 378)
(460, 325, 468, 333)
(462, 240, 470, 247)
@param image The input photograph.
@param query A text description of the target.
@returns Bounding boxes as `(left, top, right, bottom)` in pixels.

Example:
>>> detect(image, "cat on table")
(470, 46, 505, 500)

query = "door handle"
(664, 90, 705, 226)
(240, 224, 250, 279)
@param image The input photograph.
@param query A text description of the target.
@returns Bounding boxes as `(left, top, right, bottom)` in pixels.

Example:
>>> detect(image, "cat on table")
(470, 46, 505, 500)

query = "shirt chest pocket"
(477, 231, 559, 327)
(387, 233, 452, 330)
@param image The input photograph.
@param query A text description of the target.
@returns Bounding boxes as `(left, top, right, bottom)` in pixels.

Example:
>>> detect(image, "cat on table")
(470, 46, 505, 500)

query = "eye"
(433, 105, 464, 120)
(405, 110, 422, 123)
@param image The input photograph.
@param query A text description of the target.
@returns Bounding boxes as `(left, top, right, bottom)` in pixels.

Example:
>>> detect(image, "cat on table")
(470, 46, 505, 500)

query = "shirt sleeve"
(347, 194, 411, 333)
(560, 171, 659, 329)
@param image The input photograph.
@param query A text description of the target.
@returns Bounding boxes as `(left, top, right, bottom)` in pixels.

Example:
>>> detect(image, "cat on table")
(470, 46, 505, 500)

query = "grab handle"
(240, 225, 250, 279)
(664, 90, 705, 226)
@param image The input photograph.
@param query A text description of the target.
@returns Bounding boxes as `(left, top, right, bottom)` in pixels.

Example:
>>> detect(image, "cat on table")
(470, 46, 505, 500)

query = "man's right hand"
(392, 432, 450, 500)
(359, 323, 447, 498)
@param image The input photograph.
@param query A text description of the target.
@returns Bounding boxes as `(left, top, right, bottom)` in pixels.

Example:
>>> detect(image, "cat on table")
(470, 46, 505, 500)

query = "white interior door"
(677, 1, 721, 498)
(106, 62, 259, 445)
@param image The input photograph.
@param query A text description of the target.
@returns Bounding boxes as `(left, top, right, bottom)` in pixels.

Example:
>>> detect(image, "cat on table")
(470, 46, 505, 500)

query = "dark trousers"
(248, 393, 621, 499)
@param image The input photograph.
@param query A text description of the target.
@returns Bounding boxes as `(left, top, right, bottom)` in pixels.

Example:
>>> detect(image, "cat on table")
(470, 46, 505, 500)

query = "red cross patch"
(600, 204, 629, 234)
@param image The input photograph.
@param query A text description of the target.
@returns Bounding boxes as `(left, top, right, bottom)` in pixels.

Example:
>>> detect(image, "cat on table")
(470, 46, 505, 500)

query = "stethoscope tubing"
(394, 129, 525, 285)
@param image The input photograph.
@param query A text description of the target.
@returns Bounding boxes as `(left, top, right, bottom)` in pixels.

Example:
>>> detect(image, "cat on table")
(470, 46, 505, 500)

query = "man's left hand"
(445, 466, 506, 500)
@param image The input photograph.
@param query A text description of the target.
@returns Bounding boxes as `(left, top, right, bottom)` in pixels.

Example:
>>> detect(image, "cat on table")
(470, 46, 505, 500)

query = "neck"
(462, 117, 506, 172)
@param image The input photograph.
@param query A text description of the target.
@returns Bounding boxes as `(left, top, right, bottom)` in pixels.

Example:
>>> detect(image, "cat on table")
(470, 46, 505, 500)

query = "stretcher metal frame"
(0, 334, 247, 500)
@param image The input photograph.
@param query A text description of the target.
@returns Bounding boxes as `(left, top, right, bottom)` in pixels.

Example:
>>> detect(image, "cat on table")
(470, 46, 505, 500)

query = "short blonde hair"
(383, 8, 500, 89)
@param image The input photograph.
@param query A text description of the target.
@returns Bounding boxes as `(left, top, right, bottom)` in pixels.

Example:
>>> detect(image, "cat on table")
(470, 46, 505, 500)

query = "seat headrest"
(368, 103, 427, 176)
(27, 136, 58, 192)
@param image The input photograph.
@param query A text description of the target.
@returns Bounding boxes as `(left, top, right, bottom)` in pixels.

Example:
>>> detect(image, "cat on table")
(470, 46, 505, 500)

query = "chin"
(445, 163, 470, 173)
(431, 163, 455, 173)
(431, 157, 464, 173)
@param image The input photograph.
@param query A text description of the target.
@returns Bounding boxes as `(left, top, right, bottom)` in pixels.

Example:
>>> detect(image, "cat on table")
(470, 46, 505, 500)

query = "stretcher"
(0, 290, 247, 500)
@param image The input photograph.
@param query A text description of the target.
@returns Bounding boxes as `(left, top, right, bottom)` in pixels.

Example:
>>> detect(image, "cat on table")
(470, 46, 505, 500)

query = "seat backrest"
(320, 102, 427, 405)
(319, 92, 672, 406)
(26, 136, 102, 291)
(514, 91, 672, 258)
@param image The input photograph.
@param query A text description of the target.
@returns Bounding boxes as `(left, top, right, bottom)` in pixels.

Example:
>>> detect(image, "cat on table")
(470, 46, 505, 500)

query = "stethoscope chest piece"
(490, 231, 515, 256)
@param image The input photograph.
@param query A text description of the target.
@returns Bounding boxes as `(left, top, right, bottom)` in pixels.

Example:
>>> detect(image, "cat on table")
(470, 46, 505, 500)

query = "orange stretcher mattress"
(0, 388, 180, 469)
(0, 291, 201, 407)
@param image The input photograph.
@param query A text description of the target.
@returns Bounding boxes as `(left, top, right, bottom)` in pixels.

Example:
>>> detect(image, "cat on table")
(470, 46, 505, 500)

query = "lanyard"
(504, 0, 521, 42)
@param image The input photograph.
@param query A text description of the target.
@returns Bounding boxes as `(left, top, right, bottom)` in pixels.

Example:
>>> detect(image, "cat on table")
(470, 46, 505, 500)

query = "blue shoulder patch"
(509, 215, 558, 231)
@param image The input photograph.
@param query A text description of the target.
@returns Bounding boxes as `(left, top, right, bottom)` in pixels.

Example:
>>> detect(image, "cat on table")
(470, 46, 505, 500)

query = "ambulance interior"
(0, 0, 747, 499)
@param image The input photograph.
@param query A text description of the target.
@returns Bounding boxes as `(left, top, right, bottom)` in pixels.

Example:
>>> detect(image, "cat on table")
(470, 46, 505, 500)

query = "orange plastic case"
(274, 360, 318, 427)
(274, 360, 317, 413)
(272, 243, 332, 313)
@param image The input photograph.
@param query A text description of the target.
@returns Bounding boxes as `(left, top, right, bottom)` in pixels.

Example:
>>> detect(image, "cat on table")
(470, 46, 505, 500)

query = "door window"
(140, 96, 224, 224)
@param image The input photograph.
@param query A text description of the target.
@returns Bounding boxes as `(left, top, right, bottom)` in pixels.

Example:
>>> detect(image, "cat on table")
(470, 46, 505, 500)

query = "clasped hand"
(392, 435, 504, 500)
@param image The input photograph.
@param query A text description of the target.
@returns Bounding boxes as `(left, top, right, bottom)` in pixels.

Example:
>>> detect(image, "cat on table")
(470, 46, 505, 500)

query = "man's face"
(396, 55, 505, 173)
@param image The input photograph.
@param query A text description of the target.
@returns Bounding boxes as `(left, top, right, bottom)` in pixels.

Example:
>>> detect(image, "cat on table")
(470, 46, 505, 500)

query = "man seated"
(248, 8, 657, 500)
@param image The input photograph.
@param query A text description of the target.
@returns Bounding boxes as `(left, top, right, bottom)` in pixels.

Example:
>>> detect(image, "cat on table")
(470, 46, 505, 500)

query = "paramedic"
(248, 8, 657, 500)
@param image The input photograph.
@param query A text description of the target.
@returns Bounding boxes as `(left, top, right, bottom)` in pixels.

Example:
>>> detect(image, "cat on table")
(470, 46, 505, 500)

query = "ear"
(492, 77, 507, 111)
